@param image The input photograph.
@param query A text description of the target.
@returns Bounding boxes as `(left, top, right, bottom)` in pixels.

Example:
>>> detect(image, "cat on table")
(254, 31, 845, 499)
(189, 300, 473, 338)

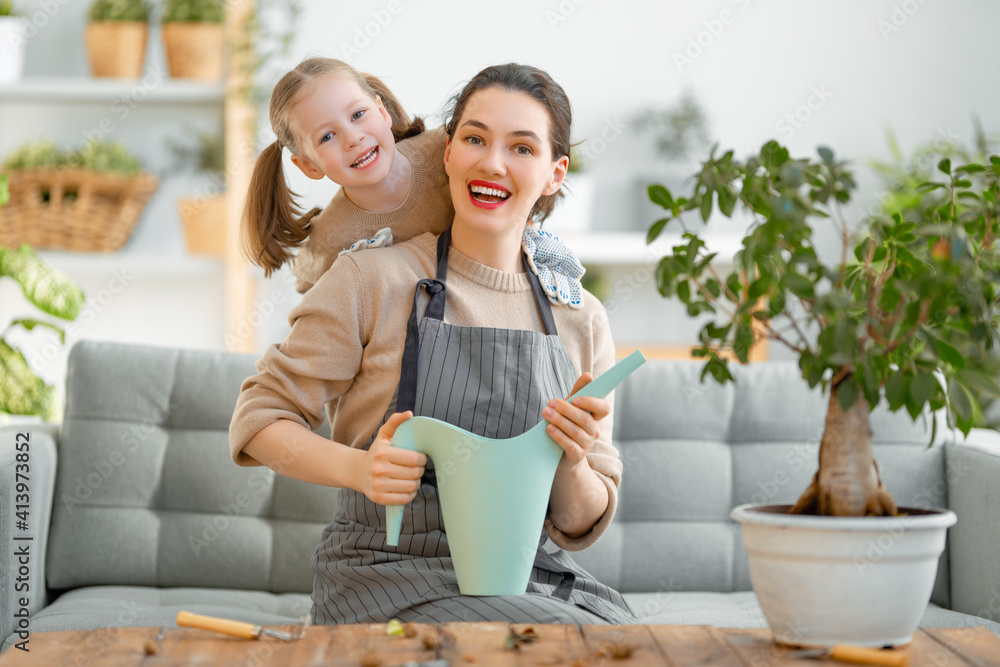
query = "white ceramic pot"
(0, 17, 27, 84)
(542, 173, 594, 236)
(731, 503, 957, 648)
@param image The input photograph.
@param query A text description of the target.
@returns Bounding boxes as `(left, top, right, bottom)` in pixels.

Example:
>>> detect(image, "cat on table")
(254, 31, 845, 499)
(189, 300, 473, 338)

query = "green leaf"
(937, 158, 951, 175)
(648, 184, 674, 210)
(782, 272, 815, 300)
(948, 377, 974, 424)
(0, 245, 85, 320)
(717, 186, 737, 217)
(647, 217, 671, 244)
(836, 375, 859, 412)
(885, 372, 909, 411)
(910, 371, 938, 406)
(699, 190, 713, 222)
(8, 318, 67, 344)
(747, 276, 772, 300)
(767, 288, 786, 318)
(733, 321, 755, 364)
(958, 368, 1000, 398)
(933, 337, 966, 370)
(817, 146, 834, 164)
(677, 280, 692, 304)
(725, 273, 743, 302)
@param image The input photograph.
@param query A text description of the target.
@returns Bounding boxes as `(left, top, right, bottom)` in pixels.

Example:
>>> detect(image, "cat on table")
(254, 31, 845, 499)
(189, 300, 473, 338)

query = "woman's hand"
(358, 411, 427, 505)
(542, 373, 610, 471)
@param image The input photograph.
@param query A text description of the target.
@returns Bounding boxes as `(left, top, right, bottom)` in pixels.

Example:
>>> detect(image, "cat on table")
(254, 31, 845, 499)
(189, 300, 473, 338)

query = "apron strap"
(523, 253, 558, 336)
(532, 535, 577, 601)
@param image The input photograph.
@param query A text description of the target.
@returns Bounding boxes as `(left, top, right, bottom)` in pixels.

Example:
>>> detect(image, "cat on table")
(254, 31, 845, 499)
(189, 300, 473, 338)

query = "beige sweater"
(292, 126, 454, 293)
(230, 233, 621, 550)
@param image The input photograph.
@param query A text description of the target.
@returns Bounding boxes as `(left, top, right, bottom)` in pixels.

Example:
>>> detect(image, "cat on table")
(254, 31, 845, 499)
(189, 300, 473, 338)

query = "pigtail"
(362, 73, 425, 142)
(240, 141, 315, 276)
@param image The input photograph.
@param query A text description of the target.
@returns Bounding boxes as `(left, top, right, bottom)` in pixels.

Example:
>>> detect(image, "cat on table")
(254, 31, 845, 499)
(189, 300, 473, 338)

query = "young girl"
(241, 57, 585, 304)
(231, 62, 635, 625)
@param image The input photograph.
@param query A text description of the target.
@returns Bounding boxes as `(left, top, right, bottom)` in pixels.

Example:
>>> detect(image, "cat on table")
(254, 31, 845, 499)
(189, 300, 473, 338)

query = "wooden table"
(3, 623, 999, 666)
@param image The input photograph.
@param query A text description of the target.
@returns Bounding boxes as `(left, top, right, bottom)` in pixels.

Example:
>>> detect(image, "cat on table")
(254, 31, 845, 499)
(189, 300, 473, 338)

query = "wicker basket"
(85, 22, 148, 78)
(162, 23, 224, 81)
(0, 169, 159, 252)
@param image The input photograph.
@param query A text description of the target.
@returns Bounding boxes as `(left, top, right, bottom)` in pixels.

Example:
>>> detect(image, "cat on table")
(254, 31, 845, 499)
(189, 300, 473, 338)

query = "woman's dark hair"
(445, 63, 571, 223)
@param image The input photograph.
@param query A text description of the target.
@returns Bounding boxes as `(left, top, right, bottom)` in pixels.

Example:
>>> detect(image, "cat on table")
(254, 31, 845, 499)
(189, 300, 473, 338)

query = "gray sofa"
(3, 340, 1000, 650)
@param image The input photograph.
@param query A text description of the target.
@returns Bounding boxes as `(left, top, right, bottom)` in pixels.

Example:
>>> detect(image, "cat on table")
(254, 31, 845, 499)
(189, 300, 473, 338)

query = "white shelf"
(558, 231, 744, 266)
(38, 250, 222, 279)
(0, 77, 224, 104)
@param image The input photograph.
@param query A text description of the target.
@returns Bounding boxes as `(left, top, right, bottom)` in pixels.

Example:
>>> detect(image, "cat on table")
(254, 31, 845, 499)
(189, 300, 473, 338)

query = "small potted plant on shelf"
(161, 0, 225, 82)
(85, 0, 152, 78)
(167, 128, 226, 255)
(645, 140, 1000, 647)
(0, 178, 86, 423)
(0, 137, 158, 252)
(0, 1, 27, 84)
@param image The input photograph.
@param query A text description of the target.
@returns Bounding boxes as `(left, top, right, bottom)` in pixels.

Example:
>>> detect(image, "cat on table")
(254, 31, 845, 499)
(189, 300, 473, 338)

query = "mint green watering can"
(385, 350, 646, 595)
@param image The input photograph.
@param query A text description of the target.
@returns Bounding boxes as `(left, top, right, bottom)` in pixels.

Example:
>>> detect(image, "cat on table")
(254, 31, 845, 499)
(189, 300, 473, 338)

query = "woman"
(230, 63, 636, 625)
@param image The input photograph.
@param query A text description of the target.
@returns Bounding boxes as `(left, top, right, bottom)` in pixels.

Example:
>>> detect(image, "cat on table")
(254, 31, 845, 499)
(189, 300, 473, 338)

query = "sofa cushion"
(45, 342, 337, 595)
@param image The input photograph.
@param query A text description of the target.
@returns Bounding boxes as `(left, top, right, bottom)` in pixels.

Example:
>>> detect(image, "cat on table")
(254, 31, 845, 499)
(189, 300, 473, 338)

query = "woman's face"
(444, 87, 568, 238)
(288, 74, 396, 187)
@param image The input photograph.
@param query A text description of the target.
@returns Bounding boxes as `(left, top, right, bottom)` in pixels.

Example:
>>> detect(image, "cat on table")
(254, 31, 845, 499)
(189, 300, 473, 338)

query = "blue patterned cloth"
(522, 224, 585, 309)
(338, 227, 393, 257)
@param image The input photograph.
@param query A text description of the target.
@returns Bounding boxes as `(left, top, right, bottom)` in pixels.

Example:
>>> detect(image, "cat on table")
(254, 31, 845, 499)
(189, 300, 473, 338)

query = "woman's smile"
(468, 179, 511, 209)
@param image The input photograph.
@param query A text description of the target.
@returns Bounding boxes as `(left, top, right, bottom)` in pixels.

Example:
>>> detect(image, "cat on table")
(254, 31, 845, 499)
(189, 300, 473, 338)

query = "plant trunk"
(789, 379, 898, 516)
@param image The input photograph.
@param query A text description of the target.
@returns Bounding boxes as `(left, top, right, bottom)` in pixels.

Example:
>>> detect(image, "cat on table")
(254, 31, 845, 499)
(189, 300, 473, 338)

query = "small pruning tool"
(175, 611, 310, 642)
(787, 644, 910, 667)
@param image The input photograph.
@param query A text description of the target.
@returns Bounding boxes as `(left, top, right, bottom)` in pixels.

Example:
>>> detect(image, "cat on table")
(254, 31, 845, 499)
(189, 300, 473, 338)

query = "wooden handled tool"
(789, 644, 910, 667)
(175, 611, 297, 641)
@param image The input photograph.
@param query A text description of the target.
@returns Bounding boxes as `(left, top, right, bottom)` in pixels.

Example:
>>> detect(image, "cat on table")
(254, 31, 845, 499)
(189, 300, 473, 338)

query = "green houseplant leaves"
(646, 140, 1000, 438)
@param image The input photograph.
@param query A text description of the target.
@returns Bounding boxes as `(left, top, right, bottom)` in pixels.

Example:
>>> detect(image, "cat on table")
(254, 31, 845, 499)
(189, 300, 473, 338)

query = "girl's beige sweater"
(230, 232, 622, 550)
(292, 126, 455, 293)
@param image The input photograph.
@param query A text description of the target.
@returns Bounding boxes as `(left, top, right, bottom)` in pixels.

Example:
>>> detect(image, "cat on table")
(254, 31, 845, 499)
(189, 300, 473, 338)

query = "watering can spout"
(383, 350, 646, 550)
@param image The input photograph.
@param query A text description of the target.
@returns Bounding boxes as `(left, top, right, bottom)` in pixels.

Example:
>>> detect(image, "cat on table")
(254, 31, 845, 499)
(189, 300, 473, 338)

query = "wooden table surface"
(3, 623, 999, 666)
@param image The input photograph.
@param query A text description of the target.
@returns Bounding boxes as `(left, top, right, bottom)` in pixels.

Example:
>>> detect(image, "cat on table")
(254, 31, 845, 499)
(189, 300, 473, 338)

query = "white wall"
(3, 0, 999, 398)
(269, 0, 1000, 360)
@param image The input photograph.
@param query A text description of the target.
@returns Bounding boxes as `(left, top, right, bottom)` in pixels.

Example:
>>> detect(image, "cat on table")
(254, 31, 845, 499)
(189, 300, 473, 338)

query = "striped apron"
(310, 231, 637, 625)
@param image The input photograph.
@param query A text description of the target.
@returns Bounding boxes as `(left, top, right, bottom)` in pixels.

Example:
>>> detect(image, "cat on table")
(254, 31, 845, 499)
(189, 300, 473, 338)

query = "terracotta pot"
(85, 22, 148, 78)
(178, 194, 226, 256)
(731, 503, 957, 647)
(162, 22, 224, 81)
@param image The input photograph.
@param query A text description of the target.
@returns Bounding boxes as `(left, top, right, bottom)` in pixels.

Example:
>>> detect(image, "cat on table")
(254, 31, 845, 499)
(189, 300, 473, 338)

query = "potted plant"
(85, 0, 152, 78)
(168, 129, 226, 255)
(0, 1, 27, 84)
(645, 140, 1000, 646)
(0, 137, 158, 252)
(1, 174, 86, 422)
(161, 0, 225, 82)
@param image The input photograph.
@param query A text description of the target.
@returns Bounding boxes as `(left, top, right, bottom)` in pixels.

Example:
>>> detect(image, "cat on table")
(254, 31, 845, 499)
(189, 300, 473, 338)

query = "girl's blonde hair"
(241, 57, 424, 275)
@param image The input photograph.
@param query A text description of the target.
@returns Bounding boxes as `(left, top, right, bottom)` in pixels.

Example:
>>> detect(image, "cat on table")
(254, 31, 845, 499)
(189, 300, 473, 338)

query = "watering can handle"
(384, 350, 646, 546)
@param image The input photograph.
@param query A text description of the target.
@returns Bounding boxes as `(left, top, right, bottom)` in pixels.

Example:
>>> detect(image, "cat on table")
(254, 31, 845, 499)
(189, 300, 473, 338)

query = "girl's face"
(444, 87, 568, 239)
(288, 74, 396, 188)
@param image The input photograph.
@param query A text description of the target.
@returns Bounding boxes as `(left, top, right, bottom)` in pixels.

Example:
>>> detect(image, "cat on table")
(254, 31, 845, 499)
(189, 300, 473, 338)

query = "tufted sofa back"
(46, 342, 952, 608)
(46, 341, 335, 595)
(571, 360, 952, 608)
